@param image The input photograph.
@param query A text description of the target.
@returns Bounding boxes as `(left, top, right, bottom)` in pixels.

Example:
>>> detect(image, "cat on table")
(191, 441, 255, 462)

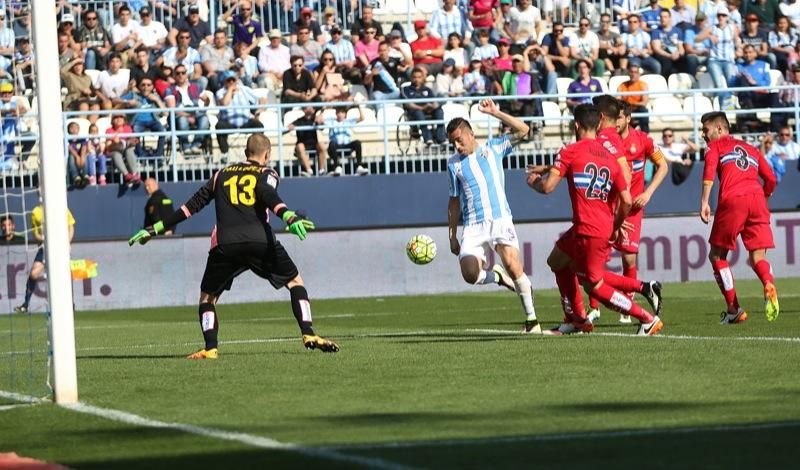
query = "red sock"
(712, 259, 740, 313)
(589, 296, 600, 310)
(590, 282, 654, 323)
(555, 268, 587, 322)
(603, 271, 643, 294)
(753, 259, 774, 286)
(622, 264, 638, 300)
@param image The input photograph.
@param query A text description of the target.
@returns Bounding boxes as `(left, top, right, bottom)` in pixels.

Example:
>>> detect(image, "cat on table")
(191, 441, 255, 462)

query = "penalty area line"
(0, 390, 414, 470)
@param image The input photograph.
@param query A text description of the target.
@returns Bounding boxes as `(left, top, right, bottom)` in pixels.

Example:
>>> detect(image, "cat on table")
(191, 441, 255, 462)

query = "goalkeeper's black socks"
(198, 302, 219, 349)
(290, 285, 314, 335)
(22, 276, 36, 308)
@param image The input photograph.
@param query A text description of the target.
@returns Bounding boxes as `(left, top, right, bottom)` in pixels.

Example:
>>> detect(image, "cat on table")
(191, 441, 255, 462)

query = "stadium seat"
(349, 84, 370, 103)
(683, 95, 714, 117)
(696, 71, 714, 91)
(415, 0, 439, 13)
(95, 116, 112, 134)
(348, 106, 379, 134)
(542, 100, 562, 128)
(650, 96, 687, 123)
(640, 74, 668, 95)
(667, 73, 695, 97)
(66, 117, 90, 136)
(592, 77, 609, 93)
(258, 110, 280, 136)
(608, 74, 630, 93)
(556, 77, 572, 107)
(283, 108, 305, 128)
(85, 69, 100, 85)
(769, 69, 783, 92)
(470, 102, 500, 128)
(376, 104, 405, 125)
(442, 102, 469, 122)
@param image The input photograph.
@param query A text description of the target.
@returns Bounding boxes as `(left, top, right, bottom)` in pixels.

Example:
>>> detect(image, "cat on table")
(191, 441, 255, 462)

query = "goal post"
(31, 0, 78, 403)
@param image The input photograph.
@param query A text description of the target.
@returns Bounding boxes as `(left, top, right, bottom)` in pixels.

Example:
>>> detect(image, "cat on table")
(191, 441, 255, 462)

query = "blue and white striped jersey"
(447, 135, 514, 225)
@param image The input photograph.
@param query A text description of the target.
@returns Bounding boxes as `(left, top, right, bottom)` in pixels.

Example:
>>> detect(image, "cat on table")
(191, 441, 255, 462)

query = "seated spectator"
(641, 0, 664, 32)
(411, 21, 445, 76)
(750, 0, 782, 30)
(471, 28, 499, 62)
(768, 16, 798, 74)
(741, 13, 775, 69)
(365, 41, 403, 101)
(500, 54, 543, 129)
(110, 5, 141, 64)
(165, 63, 210, 155)
(86, 123, 107, 185)
(75, 9, 112, 70)
(570, 17, 604, 76)
(233, 42, 260, 87)
(727, 0, 744, 30)
(320, 6, 340, 43)
(659, 127, 697, 185)
(201, 29, 234, 93)
(761, 133, 786, 182)
(136, 6, 168, 56)
(524, 43, 558, 96)
(225, 1, 263, 57)
(214, 71, 265, 158)
(699, 0, 727, 27)
(769, 126, 800, 163)
(290, 26, 323, 71)
(350, 5, 384, 44)
(0, 82, 33, 170)
(612, 0, 639, 32)
(258, 29, 291, 90)
(58, 30, 74, 67)
(315, 51, 349, 102)
(281, 55, 318, 110)
(709, 7, 741, 110)
(566, 58, 603, 110)
(401, 67, 446, 146)
(435, 58, 465, 97)
(494, 38, 514, 72)
(66, 122, 90, 188)
(671, 0, 696, 31)
(508, 0, 542, 52)
(291, 6, 324, 45)
(444, 32, 469, 74)
(318, 105, 369, 176)
(541, 22, 571, 77)
(684, 12, 712, 72)
(782, 0, 800, 29)
(104, 114, 140, 186)
(95, 53, 129, 109)
(618, 63, 650, 132)
(168, 4, 211, 50)
(771, 63, 800, 127)
(61, 57, 102, 123)
(325, 26, 356, 70)
(652, 8, 696, 77)
(355, 25, 381, 69)
(162, 29, 207, 91)
(130, 46, 166, 88)
(14, 38, 34, 92)
(120, 77, 166, 158)
(1, 214, 24, 245)
(154, 64, 175, 98)
(286, 106, 328, 177)
(735, 44, 772, 128)
(468, 0, 498, 43)
(430, 0, 474, 59)
(597, 13, 626, 76)
(388, 29, 413, 67)
(496, 0, 514, 43)
(621, 14, 661, 74)
(464, 57, 493, 96)
(58, 15, 78, 51)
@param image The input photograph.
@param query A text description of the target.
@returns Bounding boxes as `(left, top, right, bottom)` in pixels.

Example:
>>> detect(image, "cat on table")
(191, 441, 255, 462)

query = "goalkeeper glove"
(128, 221, 165, 246)
(281, 210, 315, 241)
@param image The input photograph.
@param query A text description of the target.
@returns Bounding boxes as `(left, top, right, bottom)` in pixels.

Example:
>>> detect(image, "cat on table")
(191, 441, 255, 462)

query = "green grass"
(2, 278, 800, 469)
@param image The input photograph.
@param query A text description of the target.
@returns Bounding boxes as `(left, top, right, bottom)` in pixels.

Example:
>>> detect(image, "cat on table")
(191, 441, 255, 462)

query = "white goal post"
(32, 0, 78, 403)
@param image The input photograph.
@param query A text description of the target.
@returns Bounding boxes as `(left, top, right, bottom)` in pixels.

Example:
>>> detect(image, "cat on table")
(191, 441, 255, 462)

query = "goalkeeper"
(129, 134, 338, 358)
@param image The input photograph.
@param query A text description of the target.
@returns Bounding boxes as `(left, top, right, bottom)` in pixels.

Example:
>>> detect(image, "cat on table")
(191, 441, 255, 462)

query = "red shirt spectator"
(410, 21, 444, 66)
(469, 0, 499, 29)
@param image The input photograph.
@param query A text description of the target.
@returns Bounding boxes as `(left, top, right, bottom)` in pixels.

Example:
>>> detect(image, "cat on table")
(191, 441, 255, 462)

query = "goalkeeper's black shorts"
(200, 241, 299, 296)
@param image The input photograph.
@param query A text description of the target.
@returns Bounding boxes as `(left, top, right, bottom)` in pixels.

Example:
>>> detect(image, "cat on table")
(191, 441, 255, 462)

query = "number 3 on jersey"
(223, 174, 256, 206)
(584, 163, 611, 201)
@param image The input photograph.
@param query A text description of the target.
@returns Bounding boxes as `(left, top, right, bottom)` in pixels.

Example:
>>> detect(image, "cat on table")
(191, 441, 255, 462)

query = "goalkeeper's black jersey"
(181, 160, 287, 247)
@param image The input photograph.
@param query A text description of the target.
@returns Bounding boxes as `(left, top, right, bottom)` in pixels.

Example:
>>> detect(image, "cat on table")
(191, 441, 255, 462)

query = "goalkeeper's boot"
(492, 264, 515, 292)
(302, 335, 340, 353)
(720, 308, 748, 325)
(636, 315, 664, 336)
(523, 318, 541, 334)
(587, 308, 601, 322)
(764, 282, 780, 322)
(186, 348, 218, 359)
(13, 304, 28, 314)
(641, 281, 663, 317)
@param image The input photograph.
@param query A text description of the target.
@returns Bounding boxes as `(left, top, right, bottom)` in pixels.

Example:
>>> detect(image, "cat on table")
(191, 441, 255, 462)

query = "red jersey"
(703, 135, 776, 200)
(552, 138, 628, 239)
(622, 128, 658, 197)
(597, 126, 625, 160)
(410, 36, 443, 65)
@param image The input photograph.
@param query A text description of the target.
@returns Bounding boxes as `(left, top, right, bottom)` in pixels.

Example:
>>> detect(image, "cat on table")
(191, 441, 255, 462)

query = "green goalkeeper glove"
(282, 210, 315, 241)
(128, 221, 165, 246)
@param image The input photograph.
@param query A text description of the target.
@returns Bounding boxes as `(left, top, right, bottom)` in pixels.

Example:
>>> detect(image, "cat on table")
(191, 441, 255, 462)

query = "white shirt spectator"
(509, 4, 542, 45)
(162, 46, 202, 68)
(770, 139, 800, 160)
(137, 20, 168, 48)
(660, 141, 691, 162)
(111, 20, 140, 49)
(258, 43, 291, 74)
(569, 30, 600, 59)
(95, 69, 129, 99)
(781, 1, 800, 29)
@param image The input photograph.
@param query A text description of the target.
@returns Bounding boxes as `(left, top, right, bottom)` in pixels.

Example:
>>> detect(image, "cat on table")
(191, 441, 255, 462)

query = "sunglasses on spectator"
(332, 30, 342, 35)
(299, 31, 309, 35)
(554, 29, 563, 33)
(175, 70, 187, 75)
(86, 16, 97, 20)
(179, 35, 190, 39)
(780, 132, 791, 136)
(601, 20, 611, 23)
(292, 62, 303, 67)
(663, 133, 673, 138)
(241, 7, 251, 11)
(322, 57, 334, 62)
(580, 22, 590, 27)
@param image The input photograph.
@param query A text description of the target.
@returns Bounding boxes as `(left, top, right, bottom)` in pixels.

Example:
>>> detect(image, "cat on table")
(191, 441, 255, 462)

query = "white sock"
(513, 275, 536, 319)
(473, 270, 498, 285)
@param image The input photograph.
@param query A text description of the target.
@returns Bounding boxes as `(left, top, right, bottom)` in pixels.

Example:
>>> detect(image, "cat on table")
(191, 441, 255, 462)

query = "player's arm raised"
(448, 197, 461, 255)
(478, 98, 530, 146)
(528, 166, 562, 194)
(634, 148, 669, 209)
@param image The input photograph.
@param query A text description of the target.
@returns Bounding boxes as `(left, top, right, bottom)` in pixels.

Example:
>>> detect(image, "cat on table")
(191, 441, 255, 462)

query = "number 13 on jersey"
(223, 174, 257, 206)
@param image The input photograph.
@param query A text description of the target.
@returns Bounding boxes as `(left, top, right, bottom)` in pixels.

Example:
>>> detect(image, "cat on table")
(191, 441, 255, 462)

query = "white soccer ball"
(406, 234, 437, 265)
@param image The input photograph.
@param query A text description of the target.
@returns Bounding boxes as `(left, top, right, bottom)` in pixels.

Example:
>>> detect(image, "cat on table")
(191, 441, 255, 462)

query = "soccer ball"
(406, 234, 437, 265)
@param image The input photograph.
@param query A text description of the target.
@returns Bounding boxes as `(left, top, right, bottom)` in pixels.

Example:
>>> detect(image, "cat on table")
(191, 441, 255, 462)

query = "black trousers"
(328, 140, 363, 168)
(215, 118, 263, 154)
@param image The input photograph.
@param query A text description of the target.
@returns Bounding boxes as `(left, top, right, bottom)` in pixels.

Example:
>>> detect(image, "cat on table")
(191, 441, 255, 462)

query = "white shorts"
(458, 217, 519, 262)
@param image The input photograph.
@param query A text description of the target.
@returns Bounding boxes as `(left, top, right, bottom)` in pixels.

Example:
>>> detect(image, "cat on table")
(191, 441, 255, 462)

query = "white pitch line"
(323, 420, 800, 451)
(0, 390, 413, 470)
(468, 328, 800, 343)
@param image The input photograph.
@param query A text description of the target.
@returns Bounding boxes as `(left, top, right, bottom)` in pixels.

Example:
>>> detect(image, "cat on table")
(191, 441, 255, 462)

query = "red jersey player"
(700, 112, 779, 324)
(527, 104, 664, 336)
(588, 101, 669, 324)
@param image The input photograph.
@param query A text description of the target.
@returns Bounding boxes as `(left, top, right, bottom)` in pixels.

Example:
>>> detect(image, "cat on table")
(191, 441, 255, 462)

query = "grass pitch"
(2, 278, 800, 469)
